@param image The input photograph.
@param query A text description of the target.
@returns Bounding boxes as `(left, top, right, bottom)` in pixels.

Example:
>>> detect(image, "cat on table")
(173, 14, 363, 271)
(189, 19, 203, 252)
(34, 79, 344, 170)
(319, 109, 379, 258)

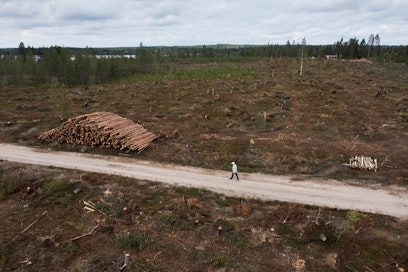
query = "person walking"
(230, 162, 239, 180)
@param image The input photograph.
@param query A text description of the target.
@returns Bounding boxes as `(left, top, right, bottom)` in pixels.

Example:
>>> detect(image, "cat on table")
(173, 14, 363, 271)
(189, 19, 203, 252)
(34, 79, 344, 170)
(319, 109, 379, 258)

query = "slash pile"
(348, 155, 378, 171)
(38, 111, 157, 153)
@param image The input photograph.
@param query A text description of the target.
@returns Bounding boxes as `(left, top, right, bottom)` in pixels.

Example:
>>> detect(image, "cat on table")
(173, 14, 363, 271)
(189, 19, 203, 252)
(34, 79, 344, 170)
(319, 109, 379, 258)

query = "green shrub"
(176, 187, 204, 197)
(87, 253, 112, 270)
(215, 195, 238, 207)
(344, 210, 373, 233)
(115, 233, 156, 251)
(155, 212, 191, 230)
(0, 173, 28, 200)
(59, 242, 78, 262)
(42, 178, 69, 197)
(41, 178, 74, 206)
(212, 251, 235, 267)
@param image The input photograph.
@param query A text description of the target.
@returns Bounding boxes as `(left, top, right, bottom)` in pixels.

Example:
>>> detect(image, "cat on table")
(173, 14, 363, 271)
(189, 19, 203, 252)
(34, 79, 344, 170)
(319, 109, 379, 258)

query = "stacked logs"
(38, 111, 157, 153)
(348, 155, 378, 171)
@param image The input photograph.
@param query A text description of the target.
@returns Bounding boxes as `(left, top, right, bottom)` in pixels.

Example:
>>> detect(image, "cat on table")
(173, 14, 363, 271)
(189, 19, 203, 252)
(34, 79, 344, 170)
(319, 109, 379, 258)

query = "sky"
(1, 0, 407, 48)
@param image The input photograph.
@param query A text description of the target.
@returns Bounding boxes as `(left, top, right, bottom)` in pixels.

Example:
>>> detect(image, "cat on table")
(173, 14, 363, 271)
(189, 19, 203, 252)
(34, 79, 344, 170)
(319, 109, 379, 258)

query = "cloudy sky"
(1, 0, 407, 48)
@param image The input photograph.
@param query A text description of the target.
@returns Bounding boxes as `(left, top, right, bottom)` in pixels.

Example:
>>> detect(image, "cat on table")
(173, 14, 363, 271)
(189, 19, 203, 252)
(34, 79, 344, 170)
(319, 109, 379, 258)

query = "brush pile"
(38, 111, 157, 153)
(348, 155, 378, 171)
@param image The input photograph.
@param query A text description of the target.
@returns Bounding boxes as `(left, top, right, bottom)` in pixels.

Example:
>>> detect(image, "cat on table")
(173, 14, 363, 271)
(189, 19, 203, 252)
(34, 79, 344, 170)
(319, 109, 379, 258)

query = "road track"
(1, 143, 407, 219)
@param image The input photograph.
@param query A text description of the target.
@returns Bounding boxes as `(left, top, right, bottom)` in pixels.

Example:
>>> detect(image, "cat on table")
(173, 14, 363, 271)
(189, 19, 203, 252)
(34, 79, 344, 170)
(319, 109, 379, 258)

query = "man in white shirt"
(230, 162, 239, 180)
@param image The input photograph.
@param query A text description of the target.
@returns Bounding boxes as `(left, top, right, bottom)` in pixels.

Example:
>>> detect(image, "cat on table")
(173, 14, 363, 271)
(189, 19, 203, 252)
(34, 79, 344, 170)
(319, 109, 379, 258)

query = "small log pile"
(348, 155, 378, 171)
(38, 111, 157, 153)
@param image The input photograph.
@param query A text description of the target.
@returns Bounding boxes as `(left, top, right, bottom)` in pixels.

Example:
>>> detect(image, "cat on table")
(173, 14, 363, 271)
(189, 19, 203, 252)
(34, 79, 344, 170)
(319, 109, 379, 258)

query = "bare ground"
(1, 58, 408, 271)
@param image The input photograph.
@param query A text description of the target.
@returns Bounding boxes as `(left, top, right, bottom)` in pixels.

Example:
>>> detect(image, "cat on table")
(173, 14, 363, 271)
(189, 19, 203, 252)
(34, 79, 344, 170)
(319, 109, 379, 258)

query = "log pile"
(348, 155, 378, 171)
(38, 111, 157, 153)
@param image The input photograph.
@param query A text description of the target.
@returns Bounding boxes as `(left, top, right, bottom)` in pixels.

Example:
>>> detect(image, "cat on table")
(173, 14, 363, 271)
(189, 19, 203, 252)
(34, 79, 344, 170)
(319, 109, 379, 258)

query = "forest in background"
(1, 34, 407, 87)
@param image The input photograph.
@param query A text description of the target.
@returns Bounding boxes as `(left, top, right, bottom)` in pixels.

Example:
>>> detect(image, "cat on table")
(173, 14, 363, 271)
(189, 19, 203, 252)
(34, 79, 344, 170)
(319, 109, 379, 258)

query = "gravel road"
(1, 143, 407, 219)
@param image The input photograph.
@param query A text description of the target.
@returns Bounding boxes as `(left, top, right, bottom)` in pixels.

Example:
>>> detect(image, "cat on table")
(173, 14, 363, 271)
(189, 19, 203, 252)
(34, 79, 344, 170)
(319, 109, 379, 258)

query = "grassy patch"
(215, 195, 239, 207)
(0, 242, 9, 268)
(128, 63, 254, 82)
(86, 253, 112, 270)
(340, 241, 404, 271)
(0, 172, 28, 200)
(175, 187, 205, 197)
(59, 242, 78, 263)
(154, 212, 192, 230)
(115, 232, 157, 251)
(212, 251, 236, 267)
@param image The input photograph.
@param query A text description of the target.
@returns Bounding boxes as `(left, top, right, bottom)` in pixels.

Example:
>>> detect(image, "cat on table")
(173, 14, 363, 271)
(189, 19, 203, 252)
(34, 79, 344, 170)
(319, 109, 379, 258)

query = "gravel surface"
(1, 143, 407, 219)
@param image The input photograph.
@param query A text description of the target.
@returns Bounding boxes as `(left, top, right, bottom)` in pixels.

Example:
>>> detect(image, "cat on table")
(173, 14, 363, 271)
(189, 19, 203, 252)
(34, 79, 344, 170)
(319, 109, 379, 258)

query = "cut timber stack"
(38, 111, 157, 153)
(348, 155, 378, 171)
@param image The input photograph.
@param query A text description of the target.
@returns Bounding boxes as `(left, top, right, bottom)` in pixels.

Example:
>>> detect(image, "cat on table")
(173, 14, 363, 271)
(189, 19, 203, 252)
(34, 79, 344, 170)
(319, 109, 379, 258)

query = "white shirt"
(232, 164, 237, 173)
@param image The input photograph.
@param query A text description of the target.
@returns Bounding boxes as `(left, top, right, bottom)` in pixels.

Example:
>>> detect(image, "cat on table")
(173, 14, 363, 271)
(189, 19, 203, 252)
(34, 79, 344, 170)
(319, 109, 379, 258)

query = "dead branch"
(363, 265, 375, 272)
(82, 199, 125, 223)
(384, 250, 401, 268)
(19, 258, 32, 265)
(83, 200, 96, 213)
(314, 207, 322, 225)
(282, 212, 291, 224)
(71, 224, 99, 241)
(22, 211, 48, 233)
(7, 210, 48, 246)
(381, 153, 392, 166)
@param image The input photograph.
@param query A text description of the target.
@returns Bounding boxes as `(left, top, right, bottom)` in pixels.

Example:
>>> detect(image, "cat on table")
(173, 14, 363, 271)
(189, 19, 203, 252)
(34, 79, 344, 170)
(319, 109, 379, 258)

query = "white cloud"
(0, 0, 406, 47)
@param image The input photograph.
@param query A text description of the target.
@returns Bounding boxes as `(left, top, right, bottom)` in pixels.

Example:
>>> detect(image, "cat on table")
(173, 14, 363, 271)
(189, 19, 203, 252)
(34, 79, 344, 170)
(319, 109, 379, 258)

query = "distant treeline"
(1, 36, 407, 87)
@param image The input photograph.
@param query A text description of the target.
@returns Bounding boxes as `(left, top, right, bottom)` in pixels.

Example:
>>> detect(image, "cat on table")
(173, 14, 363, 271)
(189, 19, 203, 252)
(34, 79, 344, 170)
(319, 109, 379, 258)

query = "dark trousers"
(230, 173, 239, 180)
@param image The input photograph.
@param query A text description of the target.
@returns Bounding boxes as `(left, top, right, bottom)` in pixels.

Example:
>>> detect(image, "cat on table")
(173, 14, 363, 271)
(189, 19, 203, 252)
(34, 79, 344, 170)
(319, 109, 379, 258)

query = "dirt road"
(1, 143, 407, 219)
